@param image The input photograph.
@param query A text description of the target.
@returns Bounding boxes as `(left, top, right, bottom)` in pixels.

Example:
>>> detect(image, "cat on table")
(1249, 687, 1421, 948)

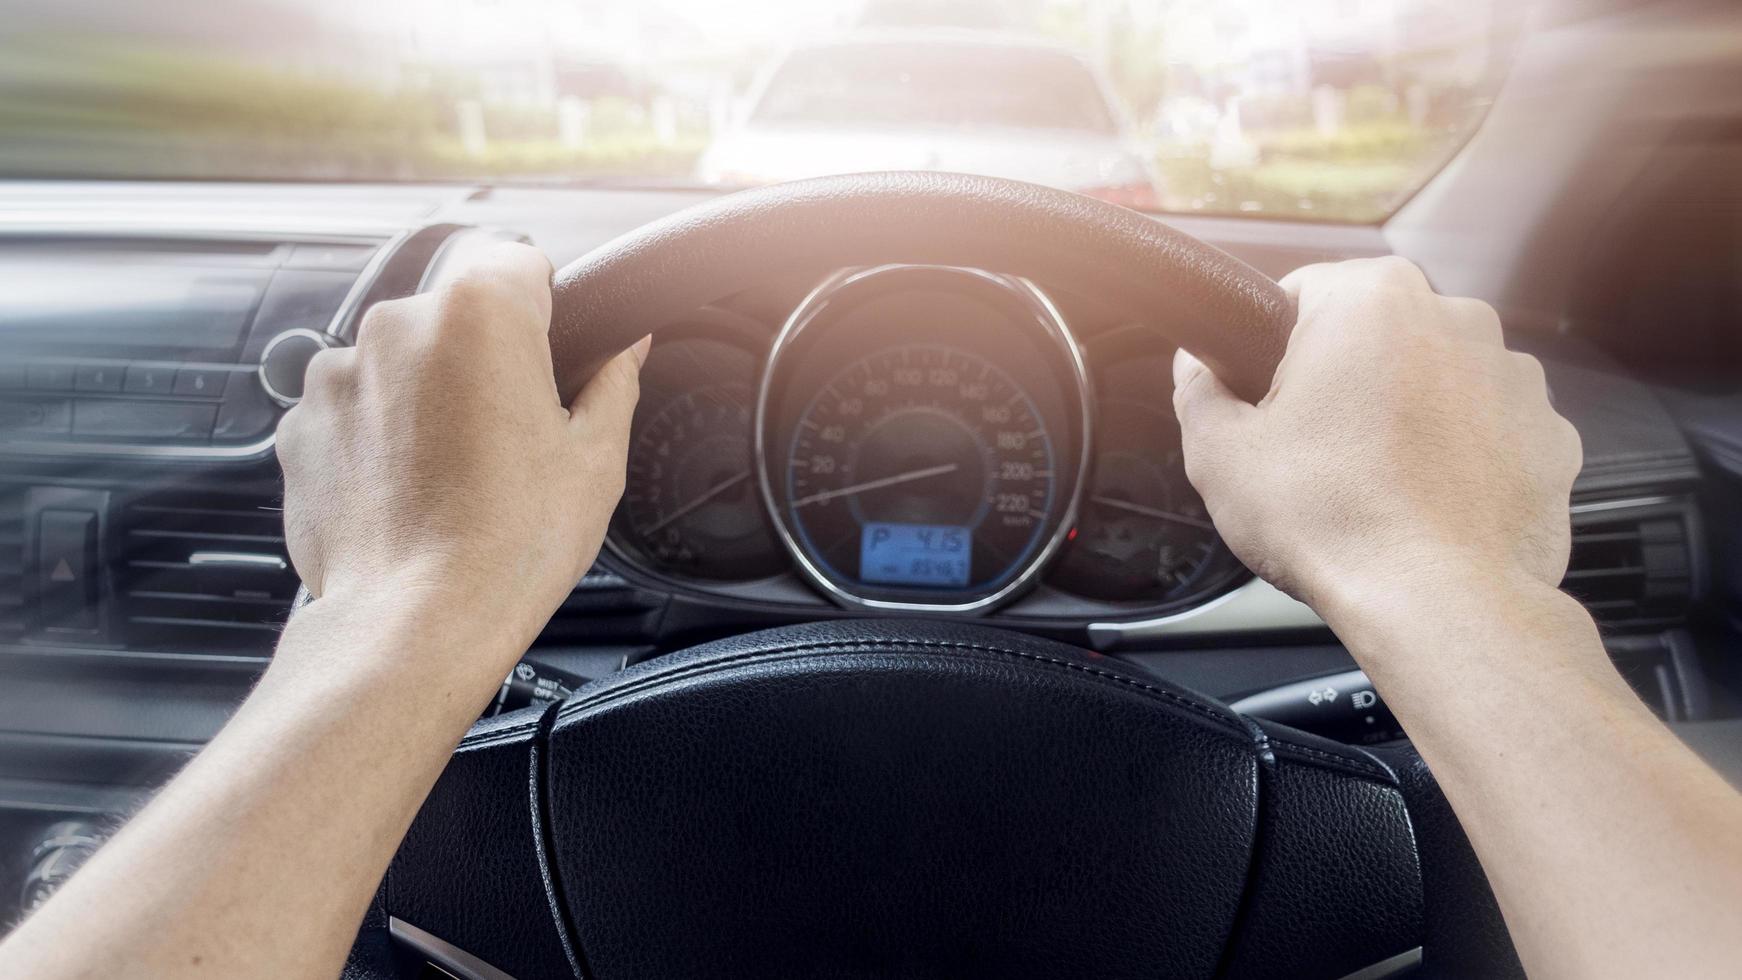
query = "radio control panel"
(0, 225, 468, 459)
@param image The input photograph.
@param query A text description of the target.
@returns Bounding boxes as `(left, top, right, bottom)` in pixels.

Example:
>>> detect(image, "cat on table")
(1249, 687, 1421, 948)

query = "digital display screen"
(859, 522, 971, 588)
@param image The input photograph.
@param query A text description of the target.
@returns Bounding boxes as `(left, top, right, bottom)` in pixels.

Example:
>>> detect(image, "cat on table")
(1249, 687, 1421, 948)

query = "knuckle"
(301, 347, 355, 395)
(494, 240, 554, 278)
(1374, 254, 1422, 276)
(1453, 297, 1504, 338)
(1363, 255, 1425, 286)
(1556, 416, 1585, 469)
(433, 274, 503, 325)
(1510, 350, 1547, 388)
(274, 407, 305, 460)
(358, 296, 414, 341)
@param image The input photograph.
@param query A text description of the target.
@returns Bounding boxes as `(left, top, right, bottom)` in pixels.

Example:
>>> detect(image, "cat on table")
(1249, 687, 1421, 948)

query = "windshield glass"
(0, 0, 1519, 222)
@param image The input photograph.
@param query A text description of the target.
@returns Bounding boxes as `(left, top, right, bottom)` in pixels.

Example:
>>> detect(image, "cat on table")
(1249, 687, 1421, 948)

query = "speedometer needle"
(644, 470, 751, 535)
(791, 462, 959, 509)
(1090, 495, 1217, 531)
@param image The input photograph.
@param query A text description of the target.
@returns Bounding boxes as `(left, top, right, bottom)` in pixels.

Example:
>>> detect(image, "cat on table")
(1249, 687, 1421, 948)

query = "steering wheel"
(349, 174, 1525, 980)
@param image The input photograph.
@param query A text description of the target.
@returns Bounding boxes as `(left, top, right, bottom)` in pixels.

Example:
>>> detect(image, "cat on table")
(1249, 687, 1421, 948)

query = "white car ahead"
(697, 31, 1160, 209)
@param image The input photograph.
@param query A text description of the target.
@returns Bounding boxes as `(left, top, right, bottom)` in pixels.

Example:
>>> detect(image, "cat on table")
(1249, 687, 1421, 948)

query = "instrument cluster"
(605, 265, 1248, 620)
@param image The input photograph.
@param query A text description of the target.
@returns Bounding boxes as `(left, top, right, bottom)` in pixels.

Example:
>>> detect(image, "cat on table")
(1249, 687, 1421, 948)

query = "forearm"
(1323, 572, 1742, 979)
(0, 588, 517, 979)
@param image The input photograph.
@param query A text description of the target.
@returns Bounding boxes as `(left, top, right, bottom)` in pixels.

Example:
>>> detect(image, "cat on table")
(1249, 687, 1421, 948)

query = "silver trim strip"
(1334, 946, 1423, 980)
(1094, 494, 1690, 646)
(753, 265, 1094, 615)
(0, 224, 415, 461)
(1088, 575, 1323, 647)
(187, 551, 289, 572)
(388, 917, 517, 980)
(325, 227, 413, 344)
(1569, 494, 1676, 515)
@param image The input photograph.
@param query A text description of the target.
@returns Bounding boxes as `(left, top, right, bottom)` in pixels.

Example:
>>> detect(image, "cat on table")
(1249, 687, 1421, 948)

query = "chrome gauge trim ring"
(754, 264, 1094, 615)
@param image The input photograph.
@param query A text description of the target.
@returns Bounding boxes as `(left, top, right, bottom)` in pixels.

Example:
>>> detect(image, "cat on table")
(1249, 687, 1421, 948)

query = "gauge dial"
(1050, 398, 1221, 601)
(782, 344, 1056, 599)
(615, 338, 785, 581)
(1049, 338, 1243, 606)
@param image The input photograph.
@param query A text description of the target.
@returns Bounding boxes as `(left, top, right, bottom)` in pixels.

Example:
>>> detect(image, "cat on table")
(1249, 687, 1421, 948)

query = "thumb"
(1172, 348, 1253, 436)
(1172, 348, 1254, 494)
(568, 334, 651, 450)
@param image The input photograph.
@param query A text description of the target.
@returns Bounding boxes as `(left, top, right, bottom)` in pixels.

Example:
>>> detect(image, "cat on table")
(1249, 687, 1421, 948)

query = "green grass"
(1153, 122, 1461, 222)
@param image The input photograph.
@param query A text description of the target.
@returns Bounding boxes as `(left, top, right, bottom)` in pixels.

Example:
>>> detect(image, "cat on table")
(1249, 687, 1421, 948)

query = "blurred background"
(0, 0, 1521, 222)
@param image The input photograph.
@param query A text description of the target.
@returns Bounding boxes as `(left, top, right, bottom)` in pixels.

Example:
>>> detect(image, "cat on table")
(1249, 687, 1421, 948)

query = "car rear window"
(752, 44, 1120, 135)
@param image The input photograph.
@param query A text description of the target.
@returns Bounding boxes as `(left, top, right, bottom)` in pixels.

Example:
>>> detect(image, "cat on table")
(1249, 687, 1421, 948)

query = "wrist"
(321, 558, 565, 645)
(270, 577, 534, 705)
(1313, 557, 1603, 682)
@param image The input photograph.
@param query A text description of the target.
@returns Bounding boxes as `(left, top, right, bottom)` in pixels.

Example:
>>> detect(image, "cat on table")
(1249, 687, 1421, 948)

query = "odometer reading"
(860, 522, 971, 587)
(784, 345, 1056, 597)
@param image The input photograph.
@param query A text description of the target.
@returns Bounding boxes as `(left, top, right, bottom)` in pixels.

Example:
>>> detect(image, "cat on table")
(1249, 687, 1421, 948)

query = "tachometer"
(612, 336, 786, 581)
(785, 344, 1054, 595)
(1049, 399, 1220, 601)
(1049, 343, 1245, 607)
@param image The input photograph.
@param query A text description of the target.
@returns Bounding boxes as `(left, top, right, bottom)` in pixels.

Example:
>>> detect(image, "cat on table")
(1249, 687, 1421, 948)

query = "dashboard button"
(0, 399, 72, 436)
(72, 400, 216, 440)
(211, 383, 279, 444)
(123, 364, 174, 395)
(173, 367, 229, 397)
(26, 363, 75, 391)
(36, 509, 99, 632)
(74, 364, 125, 392)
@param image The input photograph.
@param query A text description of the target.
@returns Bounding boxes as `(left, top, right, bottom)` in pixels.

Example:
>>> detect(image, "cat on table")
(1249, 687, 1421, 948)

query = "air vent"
(119, 492, 296, 654)
(1564, 498, 1698, 629)
(0, 486, 23, 639)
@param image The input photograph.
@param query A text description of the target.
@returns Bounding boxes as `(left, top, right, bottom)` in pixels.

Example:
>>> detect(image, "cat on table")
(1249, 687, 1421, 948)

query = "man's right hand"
(1171, 256, 1584, 626)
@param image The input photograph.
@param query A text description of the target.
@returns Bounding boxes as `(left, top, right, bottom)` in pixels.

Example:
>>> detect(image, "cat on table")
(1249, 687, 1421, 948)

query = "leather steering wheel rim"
(548, 171, 1294, 404)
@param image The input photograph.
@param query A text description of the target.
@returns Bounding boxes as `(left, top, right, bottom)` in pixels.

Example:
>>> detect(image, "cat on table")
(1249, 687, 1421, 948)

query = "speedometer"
(785, 345, 1055, 595)
(758, 264, 1090, 612)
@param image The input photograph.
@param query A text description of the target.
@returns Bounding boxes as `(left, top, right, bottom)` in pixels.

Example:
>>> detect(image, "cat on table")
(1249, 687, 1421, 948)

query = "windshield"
(0, 0, 1519, 222)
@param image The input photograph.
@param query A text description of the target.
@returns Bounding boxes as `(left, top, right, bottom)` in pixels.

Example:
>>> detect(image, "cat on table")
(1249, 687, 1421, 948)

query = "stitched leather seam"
(1267, 737, 1389, 781)
(563, 637, 1249, 738)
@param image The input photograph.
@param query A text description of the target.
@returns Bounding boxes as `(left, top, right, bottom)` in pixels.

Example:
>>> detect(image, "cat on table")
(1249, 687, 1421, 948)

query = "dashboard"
(0, 180, 1726, 935)
(0, 180, 1715, 737)
(0, 182, 1709, 664)
(609, 263, 1245, 620)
